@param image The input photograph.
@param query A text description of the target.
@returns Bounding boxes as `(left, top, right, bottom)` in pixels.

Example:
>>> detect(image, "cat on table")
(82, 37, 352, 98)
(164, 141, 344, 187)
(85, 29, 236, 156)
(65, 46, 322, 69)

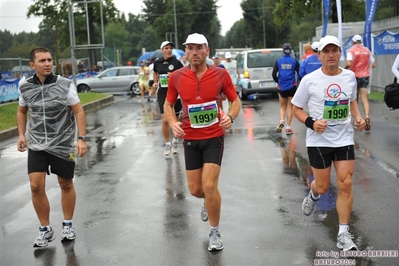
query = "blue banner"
(373, 30, 399, 55)
(322, 0, 330, 37)
(0, 78, 20, 103)
(342, 37, 353, 58)
(363, 0, 378, 49)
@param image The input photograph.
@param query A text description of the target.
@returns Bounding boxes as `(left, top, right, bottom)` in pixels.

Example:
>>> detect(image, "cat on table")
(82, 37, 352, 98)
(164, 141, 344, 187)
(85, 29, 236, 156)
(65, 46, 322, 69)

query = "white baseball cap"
(311, 41, 319, 51)
(183, 33, 208, 46)
(318, 35, 341, 51)
(160, 41, 174, 49)
(225, 52, 232, 59)
(352, 35, 363, 43)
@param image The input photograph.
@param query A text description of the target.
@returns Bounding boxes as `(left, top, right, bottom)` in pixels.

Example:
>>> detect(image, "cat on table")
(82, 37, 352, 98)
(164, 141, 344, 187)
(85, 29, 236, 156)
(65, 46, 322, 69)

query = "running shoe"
(208, 229, 224, 251)
(285, 128, 293, 135)
(172, 141, 178, 154)
(61, 222, 76, 242)
(365, 118, 371, 131)
(33, 226, 55, 247)
(164, 143, 171, 156)
(337, 231, 358, 251)
(276, 121, 285, 133)
(302, 191, 318, 216)
(201, 202, 208, 222)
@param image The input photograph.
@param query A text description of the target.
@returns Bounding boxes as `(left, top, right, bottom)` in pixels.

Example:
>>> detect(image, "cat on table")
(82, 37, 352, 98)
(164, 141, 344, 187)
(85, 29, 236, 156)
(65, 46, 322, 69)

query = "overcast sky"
(0, 0, 243, 36)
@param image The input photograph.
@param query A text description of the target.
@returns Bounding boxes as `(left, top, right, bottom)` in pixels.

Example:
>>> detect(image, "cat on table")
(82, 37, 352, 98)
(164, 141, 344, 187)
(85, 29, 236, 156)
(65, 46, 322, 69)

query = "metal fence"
(0, 58, 34, 79)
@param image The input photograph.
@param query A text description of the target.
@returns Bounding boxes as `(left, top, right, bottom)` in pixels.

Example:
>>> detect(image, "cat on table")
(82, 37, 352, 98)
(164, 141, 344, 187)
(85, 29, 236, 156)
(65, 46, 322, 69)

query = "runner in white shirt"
(292, 35, 366, 252)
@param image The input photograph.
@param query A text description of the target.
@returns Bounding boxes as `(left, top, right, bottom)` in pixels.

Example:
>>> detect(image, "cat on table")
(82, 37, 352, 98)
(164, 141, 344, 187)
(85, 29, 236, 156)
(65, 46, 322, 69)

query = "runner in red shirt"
(164, 33, 241, 251)
(345, 35, 376, 130)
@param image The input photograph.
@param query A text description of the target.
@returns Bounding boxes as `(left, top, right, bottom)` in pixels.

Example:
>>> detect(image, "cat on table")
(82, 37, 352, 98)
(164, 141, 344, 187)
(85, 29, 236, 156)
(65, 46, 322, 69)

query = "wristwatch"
(78, 136, 87, 141)
(227, 115, 234, 124)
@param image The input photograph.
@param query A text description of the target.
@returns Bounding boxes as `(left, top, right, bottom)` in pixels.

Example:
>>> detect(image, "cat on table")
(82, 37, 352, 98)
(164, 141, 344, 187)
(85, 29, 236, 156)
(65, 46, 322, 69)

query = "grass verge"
(0, 92, 109, 131)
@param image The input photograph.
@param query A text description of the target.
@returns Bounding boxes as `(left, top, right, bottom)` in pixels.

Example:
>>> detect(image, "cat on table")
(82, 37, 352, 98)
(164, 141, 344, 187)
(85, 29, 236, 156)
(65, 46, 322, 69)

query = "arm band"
(305, 117, 316, 130)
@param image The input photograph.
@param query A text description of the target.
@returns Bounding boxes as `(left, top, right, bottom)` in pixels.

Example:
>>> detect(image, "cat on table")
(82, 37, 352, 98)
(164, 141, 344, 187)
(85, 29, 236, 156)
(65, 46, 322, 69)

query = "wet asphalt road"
(0, 95, 398, 266)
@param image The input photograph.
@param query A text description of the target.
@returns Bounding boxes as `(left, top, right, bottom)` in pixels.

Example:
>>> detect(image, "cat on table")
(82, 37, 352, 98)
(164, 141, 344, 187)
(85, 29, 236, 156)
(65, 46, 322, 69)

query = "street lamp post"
(263, 0, 266, 48)
(67, 0, 77, 85)
(173, 0, 178, 49)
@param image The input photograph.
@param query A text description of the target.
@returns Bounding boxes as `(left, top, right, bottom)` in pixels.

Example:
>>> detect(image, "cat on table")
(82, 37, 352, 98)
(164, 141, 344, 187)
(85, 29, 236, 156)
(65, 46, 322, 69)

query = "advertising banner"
(363, 0, 379, 49)
(342, 37, 353, 58)
(0, 78, 20, 103)
(322, 0, 330, 37)
(373, 30, 399, 55)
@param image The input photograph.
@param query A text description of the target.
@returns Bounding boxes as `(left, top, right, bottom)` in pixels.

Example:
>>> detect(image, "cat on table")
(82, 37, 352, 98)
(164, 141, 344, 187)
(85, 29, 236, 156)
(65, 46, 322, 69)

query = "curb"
(0, 95, 114, 142)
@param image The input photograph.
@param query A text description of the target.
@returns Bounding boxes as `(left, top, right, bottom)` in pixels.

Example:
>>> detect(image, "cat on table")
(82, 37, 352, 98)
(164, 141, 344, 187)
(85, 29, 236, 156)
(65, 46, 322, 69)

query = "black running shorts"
(157, 88, 182, 115)
(278, 86, 297, 98)
(356, 77, 370, 90)
(183, 136, 224, 170)
(28, 150, 75, 179)
(307, 145, 355, 169)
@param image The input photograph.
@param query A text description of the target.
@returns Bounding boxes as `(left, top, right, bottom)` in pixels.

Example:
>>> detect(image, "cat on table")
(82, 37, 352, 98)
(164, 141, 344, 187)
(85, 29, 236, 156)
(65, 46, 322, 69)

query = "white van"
(235, 48, 283, 99)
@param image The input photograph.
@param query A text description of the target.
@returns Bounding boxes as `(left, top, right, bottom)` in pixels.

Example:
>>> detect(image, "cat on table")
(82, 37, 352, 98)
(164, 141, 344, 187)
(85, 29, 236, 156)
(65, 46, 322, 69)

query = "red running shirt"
(166, 65, 238, 140)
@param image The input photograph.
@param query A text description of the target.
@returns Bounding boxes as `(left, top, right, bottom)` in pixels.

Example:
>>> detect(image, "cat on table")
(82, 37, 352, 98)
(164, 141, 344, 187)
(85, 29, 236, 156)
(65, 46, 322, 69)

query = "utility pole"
(173, 0, 178, 49)
(68, 0, 77, 86)
(263, 0, 266, 48)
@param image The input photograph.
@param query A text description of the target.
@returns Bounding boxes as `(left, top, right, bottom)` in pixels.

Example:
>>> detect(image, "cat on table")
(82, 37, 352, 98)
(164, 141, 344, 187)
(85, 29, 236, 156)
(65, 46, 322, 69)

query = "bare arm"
(71, 103, 88, 157)
(16, 105, 28, 152)
(164, 99, 184, 138)
(345, 60, 352, 69)
(235, 62, 240, 79)
(153, 72, 159, 89)
(350, 100, 366, 131)
(219, 97, 240, 129)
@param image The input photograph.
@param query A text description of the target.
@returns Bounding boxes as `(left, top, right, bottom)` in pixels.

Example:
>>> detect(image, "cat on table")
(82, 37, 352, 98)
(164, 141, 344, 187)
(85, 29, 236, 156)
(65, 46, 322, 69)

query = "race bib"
(188, 101, 219, 128)
(159, 74, 169, 88)
(323, 98, 349, 123)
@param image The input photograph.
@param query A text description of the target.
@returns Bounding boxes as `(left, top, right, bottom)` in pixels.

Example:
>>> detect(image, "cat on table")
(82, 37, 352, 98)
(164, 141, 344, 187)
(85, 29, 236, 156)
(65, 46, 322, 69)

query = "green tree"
(142, 0, 220, 51)
(123, 13, 154, 61)
(223, 20, 249, 48)
(0, 30, 15, 55)
(27, 0, 119, 68)
(104, 21, 131, 65)
(241, 0, 288, 48)
(272, 0, 387, 27)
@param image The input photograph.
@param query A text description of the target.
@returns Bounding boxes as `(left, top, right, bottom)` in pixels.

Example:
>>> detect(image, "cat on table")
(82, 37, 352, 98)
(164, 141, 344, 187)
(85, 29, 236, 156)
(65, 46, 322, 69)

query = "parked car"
(235, 48, 283, 99)
(76, 66, 140, 94)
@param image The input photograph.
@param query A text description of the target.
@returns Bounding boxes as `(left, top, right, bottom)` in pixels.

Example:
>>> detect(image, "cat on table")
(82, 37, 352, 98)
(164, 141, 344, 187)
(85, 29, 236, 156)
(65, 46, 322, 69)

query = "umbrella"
(151, 50, 163, 60)
(136, 51, 154, 65)
(151, 49, 185, 60)
(173, 49, 185, 58)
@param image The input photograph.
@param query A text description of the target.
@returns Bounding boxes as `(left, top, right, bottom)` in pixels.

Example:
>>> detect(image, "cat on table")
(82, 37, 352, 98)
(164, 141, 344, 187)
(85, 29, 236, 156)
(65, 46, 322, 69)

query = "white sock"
(63, 219, 73, 224)
(172, 138, 178, 143)
(311, 191, 321, 200)
(166, 142, 171, 146)
(209, 226, 219, 232)
(338, 224, 349, 235)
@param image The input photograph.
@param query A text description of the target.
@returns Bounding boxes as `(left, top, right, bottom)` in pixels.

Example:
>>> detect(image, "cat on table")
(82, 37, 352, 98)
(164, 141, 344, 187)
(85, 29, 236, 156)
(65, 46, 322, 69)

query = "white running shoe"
(33, 226, 55, 247)
(208, 229, 224, 251)
(61, 222, 76, 242)
(164, 143, 172, 156)
(337, 231, 358, 251)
